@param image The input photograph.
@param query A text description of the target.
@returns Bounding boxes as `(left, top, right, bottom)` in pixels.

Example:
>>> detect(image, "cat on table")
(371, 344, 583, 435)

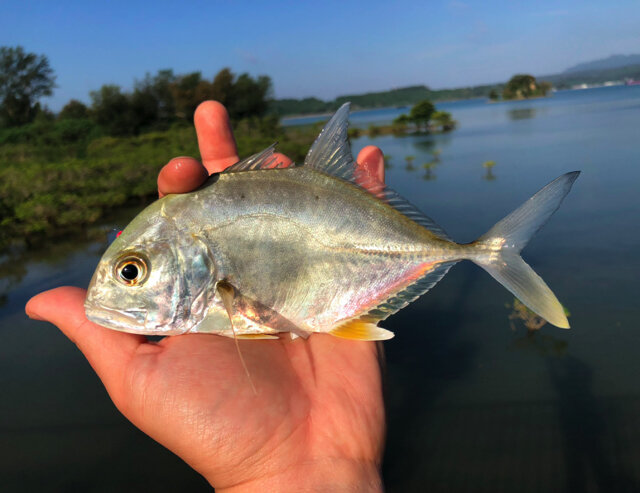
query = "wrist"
(212, 458, 383, 493)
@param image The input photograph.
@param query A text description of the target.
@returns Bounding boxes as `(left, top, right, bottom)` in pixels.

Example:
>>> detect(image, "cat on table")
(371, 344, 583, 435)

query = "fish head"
(85, 201, 215, 335)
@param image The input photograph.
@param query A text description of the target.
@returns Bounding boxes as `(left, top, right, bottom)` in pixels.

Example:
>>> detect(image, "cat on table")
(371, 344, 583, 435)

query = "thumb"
(26, 287, 146, 397)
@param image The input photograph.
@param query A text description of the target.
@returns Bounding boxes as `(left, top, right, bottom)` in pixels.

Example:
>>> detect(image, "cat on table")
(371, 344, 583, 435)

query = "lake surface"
(2, 85, 640, 491)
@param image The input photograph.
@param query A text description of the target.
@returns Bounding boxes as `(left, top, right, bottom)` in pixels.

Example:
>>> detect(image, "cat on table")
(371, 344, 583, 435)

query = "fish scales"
(161, 167, 455, 333)
(85, 103, 579, 340)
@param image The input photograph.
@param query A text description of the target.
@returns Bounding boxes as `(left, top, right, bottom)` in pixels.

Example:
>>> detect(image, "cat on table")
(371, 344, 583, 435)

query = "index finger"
(194, 101, 239, 173)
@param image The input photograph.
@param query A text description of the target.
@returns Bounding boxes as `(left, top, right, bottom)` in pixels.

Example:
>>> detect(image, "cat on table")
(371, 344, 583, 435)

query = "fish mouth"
(84, 300, 148, 334)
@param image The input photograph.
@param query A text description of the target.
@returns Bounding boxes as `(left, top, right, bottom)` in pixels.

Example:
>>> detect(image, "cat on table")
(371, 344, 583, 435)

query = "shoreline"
(280, 98, 485, 122)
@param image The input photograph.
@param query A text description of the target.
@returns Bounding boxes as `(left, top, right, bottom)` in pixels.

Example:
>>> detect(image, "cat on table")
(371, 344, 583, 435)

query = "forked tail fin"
(470, 172, 580, 328)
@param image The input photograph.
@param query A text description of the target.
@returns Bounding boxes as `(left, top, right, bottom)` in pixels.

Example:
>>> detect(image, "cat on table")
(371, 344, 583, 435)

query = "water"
(2, 85, 640, 491)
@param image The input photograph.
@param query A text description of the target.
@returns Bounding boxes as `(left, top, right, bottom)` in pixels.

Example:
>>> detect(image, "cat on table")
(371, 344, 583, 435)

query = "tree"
(227, 73, 272, 120)
(431, 110, 456, 132)
(409, 100, 435, 131)
(0, 46, 56, 126)
(134, 69, 176, 126)
(90, 84, 135, 136)
(489, 89, 499, 101)
(58, 99, 88, 120)
(211, 68, 234, 107)
(170, 72, 216, 121)
(502, 74, 552, 100)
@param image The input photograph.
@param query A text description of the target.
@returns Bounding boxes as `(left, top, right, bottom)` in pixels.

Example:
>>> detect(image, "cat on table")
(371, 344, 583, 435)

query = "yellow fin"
(330, 320, 395, 341)
(235, 334, 280, 340)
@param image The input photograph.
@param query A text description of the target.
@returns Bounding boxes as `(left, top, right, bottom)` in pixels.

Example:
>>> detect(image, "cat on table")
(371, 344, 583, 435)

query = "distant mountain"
(272, 54, 640, 117)
(541, 64, 640, 89)
(563, 54, 640, 74)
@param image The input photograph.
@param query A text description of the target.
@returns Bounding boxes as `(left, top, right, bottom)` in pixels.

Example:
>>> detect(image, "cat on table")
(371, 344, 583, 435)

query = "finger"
(158, 157, 209, 197)
(26, 287, 147, 393)
(357, 146, 385, 184)
(267, 152, 294, 168)
(194, 101, 239, 173)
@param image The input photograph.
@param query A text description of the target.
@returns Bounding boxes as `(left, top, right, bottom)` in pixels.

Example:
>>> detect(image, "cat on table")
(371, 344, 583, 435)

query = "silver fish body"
(85, 104, 578, 340)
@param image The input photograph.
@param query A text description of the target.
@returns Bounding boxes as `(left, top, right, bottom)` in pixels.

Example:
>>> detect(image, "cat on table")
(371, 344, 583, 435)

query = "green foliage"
(0, 46, 56, 127)
(270, 84, 505, 117)
(335, 85, 431, 110)
(76, 68, 274, 137)
(431, 110, 456, 131)
(170, 72, 211, 121)
(59, 99, 88, 120)
(489, 89, 499, 101)
(404, 155, 416, 171)
(135, 69, 177, 126)
(0, 115, 319, 250)
(502, 74, 551, 100)
(90, 84, 137, 136)
(211, 68, 234, 107)
(270, 97, 331, 116)
(410, 100, 435, 130)
(169, 69, 271, 122)
(482, 160, 497, 181)
(506, 298, 570, 331)
(367, 124, 381, 137)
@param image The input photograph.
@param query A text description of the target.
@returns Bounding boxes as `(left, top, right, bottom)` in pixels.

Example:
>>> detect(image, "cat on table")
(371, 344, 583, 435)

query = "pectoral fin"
(216, 280, 236, 322)
(330, 319, 395, 341)
(215, 280, 257, 394)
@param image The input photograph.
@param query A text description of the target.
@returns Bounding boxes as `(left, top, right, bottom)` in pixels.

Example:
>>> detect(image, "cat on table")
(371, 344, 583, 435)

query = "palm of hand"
(27, 101, 387, 490)
(124, 333, 384, 487)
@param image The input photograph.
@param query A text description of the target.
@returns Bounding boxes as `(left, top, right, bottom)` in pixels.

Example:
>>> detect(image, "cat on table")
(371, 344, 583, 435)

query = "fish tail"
(465, 172, 580, 328)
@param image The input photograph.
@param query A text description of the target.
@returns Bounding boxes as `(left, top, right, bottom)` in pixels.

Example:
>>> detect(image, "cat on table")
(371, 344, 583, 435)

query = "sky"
(1, 0, 639, 111)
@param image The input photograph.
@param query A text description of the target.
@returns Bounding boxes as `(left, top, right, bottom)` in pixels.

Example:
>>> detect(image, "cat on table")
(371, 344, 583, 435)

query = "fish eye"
(115, 255, 148, 286)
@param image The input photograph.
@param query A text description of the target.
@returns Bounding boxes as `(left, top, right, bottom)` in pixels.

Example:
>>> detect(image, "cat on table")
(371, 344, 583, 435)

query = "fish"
(85, 103, 579, 341)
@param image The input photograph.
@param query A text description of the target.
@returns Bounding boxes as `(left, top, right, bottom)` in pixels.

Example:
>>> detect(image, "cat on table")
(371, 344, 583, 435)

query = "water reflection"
(482, 160, 497, 181)
(508, 107, 537, 120)
(0, 206, 141, 309)
(404, 155, 416, 172)
(547, 354, 621, 491)
(382, 265, 480, 488)
(421, 162, 437, 181)
(509, 328, 634, 491)
(411, 134, 452, 152)
(0, 231, 108, 304)
(509, 329, 568, 357)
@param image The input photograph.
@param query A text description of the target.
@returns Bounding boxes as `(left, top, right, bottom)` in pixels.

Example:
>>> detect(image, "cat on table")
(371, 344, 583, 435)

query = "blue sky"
(2, 0, 639, 111)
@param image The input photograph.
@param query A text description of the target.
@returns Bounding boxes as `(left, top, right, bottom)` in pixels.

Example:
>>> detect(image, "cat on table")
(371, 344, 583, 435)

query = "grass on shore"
(0, 118, 319, 251)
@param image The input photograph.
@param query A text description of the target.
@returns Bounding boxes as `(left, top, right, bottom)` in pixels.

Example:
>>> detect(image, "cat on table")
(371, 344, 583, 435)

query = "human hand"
(26, 101, 387, 492)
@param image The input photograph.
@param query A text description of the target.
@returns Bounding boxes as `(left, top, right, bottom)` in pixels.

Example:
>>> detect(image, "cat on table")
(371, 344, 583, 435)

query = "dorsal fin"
(223, 144, 282, 172)
(304, 103, 356, 181)
(303, 102, 451, 241)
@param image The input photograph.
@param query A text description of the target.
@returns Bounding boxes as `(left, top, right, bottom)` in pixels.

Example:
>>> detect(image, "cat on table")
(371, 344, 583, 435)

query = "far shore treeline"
(0, 46, 461, 252)
(1, 44, 630, 253)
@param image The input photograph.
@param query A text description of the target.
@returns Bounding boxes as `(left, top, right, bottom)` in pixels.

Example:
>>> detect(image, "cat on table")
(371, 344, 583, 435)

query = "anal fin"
(330, 319, 395, 341)
(236, 334, 280, 340)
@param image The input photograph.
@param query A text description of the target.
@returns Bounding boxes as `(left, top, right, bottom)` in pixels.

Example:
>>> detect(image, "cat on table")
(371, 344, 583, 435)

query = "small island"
(490, 74, 552, 101)
(391, 100, 457, 134)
